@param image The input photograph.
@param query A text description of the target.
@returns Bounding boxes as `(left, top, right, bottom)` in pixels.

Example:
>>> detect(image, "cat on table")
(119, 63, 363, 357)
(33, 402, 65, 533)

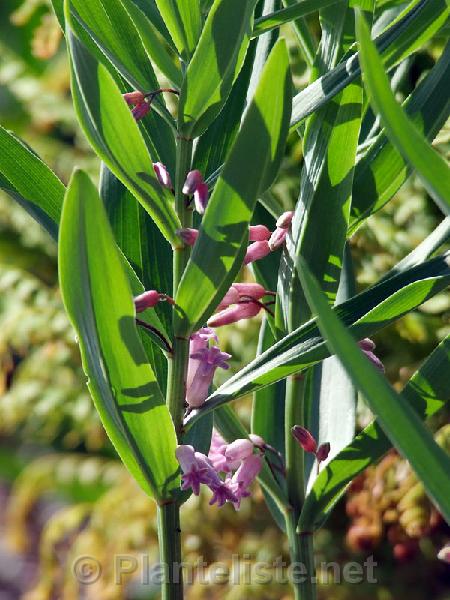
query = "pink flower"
(186, 345, 231, 408)
(437, 544, 450, 564)
(208, 429, 230, 472)
(224, 439, 254, 463)
(209, 480, 238, 507)
(176, 445, 218, 495)
(131, 101, 151, 121)
(244, 241, 271, 265)
(276, 211, 294, 229)
(134, 290, 161, 312)
(193, 182, 209, 214)
(177, 228, 199, 246)
(230, 454, 262, 509)
(291, 426, 317, 454)
(182, 170, 203, 195)
(207, 300, 262, 328)
(123, 91, 145, 105)
(249, 225, 271, 241)
(153, 162, 172, 189)
(268, 227, 288, 250)
(232, 282, 267, 301)
(359, 338, 384, 372)
(217, 286, 240, 311)
(186, 328, 218, 390)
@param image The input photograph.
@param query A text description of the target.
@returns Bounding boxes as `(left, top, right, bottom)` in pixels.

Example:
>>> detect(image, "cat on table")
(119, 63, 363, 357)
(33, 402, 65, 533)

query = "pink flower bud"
(153, 162, 172, 189)
(276, 211, 294, 229)
(316, 442, 331, 463)
(123, 91, 145, 106)
(207, 301, 262, 328)
(224, 439, 254, 463)
(244, 241, 271, 265)
(358, 338, 384, 372)
(437, 544, 450, 564)
(268, 227, 288, 250)
(291, 426, 317, 454)
(249, 225, 271, 241)
(232, 282, 267, 301)
(182, 170, 203, 195)
(177, 228, 199, 246)
(249, 434, 265, 447)
(132, 101, 151, 120)
(186, 346, 231, 408)
(217, 286, 240, 311)
(134, 290, 161, 312)
(193, 182, 209, 214)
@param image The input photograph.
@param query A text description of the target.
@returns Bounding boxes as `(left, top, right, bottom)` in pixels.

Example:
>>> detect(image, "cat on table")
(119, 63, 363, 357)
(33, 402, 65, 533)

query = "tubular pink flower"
(186, 346, 231, 408)
(177, 228, 199, 246)
(193, 182, 209, 214)
(134, 290, 161, 312)
(207, 300, 262, 328)
(175, 445, 218, 496)
(244, 241, 271, 265)
(123, 91, 145, 106)
(224, 439, 254, 463)
(291, 425, 317, 454)
(209, 480, 238, 507)
(216, 286, 240, 311)
(186, 328, 218, 390)
(358, 338, 384, 372)
(208, 429, 230, 472)
(249, 225, 271, 241)
(182, 170, 204, 195)
(132, 101, 151, 121)
(232, 282, 267, 301)
(276, 211, 294, 229)
(230, 454, 262, 510)
(153, 162, 173, 189)
(268, 227, 288, 250)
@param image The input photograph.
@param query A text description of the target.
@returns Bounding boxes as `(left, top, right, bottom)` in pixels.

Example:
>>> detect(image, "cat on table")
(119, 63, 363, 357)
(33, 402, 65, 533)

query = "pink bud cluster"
(176, 430, 264, 510)
(291, 425, 331, 471)
(208, 282, 274, 328)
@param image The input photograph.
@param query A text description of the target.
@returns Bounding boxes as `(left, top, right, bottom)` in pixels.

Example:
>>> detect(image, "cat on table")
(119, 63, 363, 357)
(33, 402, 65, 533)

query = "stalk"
(158, 135, 193, 600)
(284, 374, 317, 600)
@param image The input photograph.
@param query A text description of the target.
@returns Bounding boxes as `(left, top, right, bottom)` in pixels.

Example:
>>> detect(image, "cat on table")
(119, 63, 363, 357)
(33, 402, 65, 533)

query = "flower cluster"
(176, 430, 264, 510)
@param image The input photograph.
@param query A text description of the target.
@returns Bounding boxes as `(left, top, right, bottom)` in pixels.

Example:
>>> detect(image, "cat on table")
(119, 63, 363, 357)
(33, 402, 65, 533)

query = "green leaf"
(154, 0, 202, 58)
(349, 41, 450, 232)
(66, 27, 181, 245)
(356, 11, 450, 215)
(299, 335, 450, 532)
(184, 253, 450, 425)
(120, 0, 182, 87)
(174, 40, 292, 337)
(178, 0, 258, 138)
(290, 0, 448, 128)
(298, 258, 450, 524)
(59, 170, 178, 501)
(0, 125, 65, 239)
(252, 0, 341, 38)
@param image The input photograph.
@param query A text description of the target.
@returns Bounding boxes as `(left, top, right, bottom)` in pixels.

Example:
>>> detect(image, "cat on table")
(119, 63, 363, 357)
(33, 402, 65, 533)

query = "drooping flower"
(268, 227, 288, 250)
(208, 429, 230, 472)
(291, 425, 317, 454)
(209, 480, 238, 507)
(224, 438, 255, 463)
(229, 454, 262, 509)
(276, 211, 294, 229)
(134, 290, 162, 312)
(182, 170, 203, 195)
(437, 544, 450, 564)
(175, 445, 218, 496)
(153, 162, 173, 189)
(232, 282, 267, 301)
(131, 101, 151, 121)
(244, 241, 271, 265)
(123, 91, 145, 106)
(216, 286, 241, 311)
(207, 300, 262, 328)
(359, 338, 385, 372)
(186, 328, 218, 390)
(316, 442, 331, 463)
(249, 225, 271, 241)
(193, 182, 209, 214)
(186, 345, 231, 408)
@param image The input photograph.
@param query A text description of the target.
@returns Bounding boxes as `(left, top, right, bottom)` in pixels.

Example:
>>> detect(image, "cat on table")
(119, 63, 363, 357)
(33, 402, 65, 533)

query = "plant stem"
(159, 135, 193, 600)
(284, 374, 317, 600)
(157, 502, 184, 600)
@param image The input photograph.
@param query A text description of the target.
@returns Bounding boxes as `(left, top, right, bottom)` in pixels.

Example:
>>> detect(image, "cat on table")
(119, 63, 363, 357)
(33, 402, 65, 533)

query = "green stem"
(160, 135, 193, 600)
(285, 374, 317, 600)
(157, 502, 184, 600)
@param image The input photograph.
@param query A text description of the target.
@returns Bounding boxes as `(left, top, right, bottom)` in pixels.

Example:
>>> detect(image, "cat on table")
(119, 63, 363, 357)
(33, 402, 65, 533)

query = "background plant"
(0, 1, 445, 600)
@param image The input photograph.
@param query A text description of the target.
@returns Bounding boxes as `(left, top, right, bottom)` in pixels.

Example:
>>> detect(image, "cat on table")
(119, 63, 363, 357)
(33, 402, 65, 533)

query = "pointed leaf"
(59, 170, 178, 500)
(154, 0, 202, 58)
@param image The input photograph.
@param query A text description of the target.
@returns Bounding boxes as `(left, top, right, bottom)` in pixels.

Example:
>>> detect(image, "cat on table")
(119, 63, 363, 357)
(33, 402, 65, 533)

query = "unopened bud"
(276, 211, 294, 229)
(153, 162, 172, 188)
(182, 170, 203, 195)
(249, 225, 271, 241)
(291, 426, 317, 454)
(316, 442, 331, 462)
(177, 228, 199, 246)
(244, 241, 271, 265)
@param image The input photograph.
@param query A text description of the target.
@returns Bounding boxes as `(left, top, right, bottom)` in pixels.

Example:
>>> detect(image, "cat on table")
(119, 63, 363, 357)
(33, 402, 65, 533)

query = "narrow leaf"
(154, 0, 202, 58)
